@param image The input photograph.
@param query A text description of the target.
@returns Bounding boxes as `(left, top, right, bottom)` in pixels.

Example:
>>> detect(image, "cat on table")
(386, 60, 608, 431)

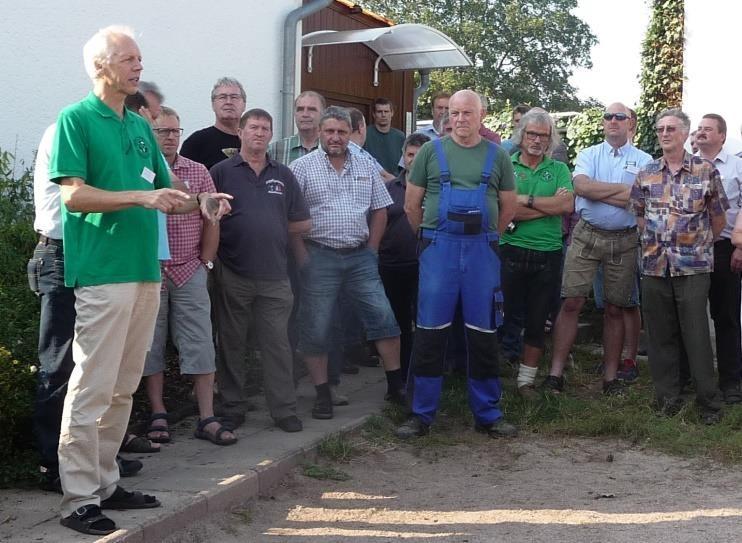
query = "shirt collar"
(713, 149, 729, 164)
(601, 139, 632, 157)
(511, 150, 552, 171)
(230, 152, 276, 169)
(85, 91, 124, 120)
(660, 151, 693, 173)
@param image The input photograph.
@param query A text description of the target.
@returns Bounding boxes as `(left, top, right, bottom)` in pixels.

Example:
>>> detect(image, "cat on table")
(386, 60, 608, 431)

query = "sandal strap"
(197, 416, 221, 430)
(149, 412, 169, 423)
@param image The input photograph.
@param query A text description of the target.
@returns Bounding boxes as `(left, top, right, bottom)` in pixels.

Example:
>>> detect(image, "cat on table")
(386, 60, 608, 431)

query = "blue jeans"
(27, 240, 76, 472)
(298, 244, 399, 355)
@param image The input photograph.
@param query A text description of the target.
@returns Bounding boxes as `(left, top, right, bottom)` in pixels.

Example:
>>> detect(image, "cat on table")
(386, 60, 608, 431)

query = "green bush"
(565, 107, 605, 165)
(0, 149, 40, 487)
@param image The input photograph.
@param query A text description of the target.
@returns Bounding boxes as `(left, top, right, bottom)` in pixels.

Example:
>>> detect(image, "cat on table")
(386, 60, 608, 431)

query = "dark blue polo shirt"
(210, 154, 309, 280)
(379, 172, 418, 269)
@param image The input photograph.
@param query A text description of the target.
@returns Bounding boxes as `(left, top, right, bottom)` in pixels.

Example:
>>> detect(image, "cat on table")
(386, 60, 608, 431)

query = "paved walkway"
(0, 368, 387, 543)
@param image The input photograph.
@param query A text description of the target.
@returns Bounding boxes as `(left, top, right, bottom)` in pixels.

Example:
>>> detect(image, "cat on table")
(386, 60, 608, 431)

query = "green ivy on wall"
(636, 0, 684, 156)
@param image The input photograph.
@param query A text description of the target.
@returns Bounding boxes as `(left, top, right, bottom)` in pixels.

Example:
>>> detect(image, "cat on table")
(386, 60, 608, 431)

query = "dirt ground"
(164, 432, 742, 543)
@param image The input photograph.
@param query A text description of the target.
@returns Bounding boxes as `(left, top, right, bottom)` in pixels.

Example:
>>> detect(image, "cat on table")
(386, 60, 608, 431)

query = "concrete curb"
(95, 414, 374, 543)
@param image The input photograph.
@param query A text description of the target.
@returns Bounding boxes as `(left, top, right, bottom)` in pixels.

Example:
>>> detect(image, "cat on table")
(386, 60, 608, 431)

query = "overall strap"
(432, 139, 451, 184)
(480, 141, 498, 187)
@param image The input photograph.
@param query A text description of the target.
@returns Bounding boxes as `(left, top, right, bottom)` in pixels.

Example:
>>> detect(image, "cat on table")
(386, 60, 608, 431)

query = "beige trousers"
(58, 282, 160, 517)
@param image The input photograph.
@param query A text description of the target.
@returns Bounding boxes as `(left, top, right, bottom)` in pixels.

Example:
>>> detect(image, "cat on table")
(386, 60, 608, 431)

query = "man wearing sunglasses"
(544, 103, 651, 395)
(628, 109, 726, 424)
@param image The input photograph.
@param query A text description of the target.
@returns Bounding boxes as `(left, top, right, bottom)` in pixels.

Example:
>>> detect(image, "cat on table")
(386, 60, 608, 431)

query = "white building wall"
(684, 0, 742, 154)
(0, 0, 302, 171)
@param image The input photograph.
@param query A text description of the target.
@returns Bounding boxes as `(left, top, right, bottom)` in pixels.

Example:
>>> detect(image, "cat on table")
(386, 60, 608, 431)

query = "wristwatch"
(527, 195, 535, 208)
(202, 260, 214, 270)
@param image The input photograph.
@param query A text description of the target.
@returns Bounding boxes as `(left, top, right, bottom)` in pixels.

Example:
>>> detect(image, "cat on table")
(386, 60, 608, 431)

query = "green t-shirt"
(408, 137, 515, 232)
(500, 151, 572, 251)
(49, 92, 171, 287)
(364, 124, 405, 174)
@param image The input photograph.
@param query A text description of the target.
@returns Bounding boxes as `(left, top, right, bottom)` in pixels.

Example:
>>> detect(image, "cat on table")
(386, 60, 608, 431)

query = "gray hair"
(656, 108, 691, 132)
(82, 25, 135, 82)
(139, 81, 164, 103)
(210, 77, 246, 102)
(320, 106, 352, 128)
(295, 90, 326, 110)
(512, 109, 561, 156)
(158, 105, 179, 122)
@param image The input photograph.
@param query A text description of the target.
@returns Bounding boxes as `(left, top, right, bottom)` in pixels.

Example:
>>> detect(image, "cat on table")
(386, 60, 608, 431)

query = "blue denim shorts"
(298, 244, 400, 354)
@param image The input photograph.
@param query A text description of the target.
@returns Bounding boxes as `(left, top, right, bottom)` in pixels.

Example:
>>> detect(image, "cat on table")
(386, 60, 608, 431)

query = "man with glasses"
(544, 103, 651, 395)
(500, 109, 573, 397)
(694, 114, 742, 404)
(629, 109, 726, 424)
(181, 77, 246, 169)
(142, 107, 236, 446)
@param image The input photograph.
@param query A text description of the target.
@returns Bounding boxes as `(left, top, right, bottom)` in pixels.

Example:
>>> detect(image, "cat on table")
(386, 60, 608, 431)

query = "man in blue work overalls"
(397, 90, 518, 438)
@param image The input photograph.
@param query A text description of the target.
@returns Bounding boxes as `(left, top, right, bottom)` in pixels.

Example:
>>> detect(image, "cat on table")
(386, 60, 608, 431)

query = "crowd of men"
(29, 25, 742, 535)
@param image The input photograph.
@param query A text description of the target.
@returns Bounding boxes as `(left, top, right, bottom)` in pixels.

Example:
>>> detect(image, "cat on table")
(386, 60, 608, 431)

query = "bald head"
(448, 90, 483, 145)
(603, 102, 632, 147)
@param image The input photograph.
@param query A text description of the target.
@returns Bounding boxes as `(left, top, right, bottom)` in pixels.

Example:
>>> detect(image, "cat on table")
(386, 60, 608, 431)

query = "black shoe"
(60, 504, 116, 535)
(542, 375, 564, 394)
(341, 362, 360, 375)
(700, 409, 722, 425)
(312, 395, 333, 420)
(358, 354, 381, 367)
(117, 456, 142, 478)
(395, 416, 429, 439)
(602, 379, 626, 396)
(276, 415, 303, 432)
(475, 419, 519, 438)
(39, 471, 62, 494)
(384, 388, 407, 406)
(722, 384, 742, 405)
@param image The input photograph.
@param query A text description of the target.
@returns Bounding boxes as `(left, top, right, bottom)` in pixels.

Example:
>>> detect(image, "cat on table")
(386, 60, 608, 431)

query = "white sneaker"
(330, 385, 349, 406)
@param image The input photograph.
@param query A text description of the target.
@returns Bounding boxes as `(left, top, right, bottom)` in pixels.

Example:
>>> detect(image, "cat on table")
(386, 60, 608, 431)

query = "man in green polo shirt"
(50, 25, 231, 536)
(499, 109, 573, 398)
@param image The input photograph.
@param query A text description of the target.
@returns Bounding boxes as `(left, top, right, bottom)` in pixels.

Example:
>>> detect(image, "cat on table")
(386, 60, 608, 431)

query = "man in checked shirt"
(143, 106, 236, 446)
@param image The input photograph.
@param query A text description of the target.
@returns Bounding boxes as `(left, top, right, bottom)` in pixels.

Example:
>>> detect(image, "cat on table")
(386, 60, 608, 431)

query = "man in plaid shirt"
(143, 106, 236, 446)
(290, 106, 405, 420)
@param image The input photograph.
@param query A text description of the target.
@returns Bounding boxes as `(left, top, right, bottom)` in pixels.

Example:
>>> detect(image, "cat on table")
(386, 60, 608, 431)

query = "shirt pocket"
(352, 176, 372, 205)
(672, 182, 706, 214)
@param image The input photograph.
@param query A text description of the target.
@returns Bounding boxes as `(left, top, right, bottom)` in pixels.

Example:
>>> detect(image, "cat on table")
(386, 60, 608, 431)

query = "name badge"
(141, 167, 155, 184)
(625, 165, 640, 175)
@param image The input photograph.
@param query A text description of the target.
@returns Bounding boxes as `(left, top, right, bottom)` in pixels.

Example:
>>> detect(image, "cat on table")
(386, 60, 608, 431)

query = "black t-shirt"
(181, 126, 241, 170)
(210, 154, 310, 280)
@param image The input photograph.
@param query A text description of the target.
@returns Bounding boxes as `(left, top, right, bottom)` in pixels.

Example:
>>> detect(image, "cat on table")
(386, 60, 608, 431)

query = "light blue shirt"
(157, 151, 171, 260)
(574, 140, 652, 230)
(349, 141, 385, 174)
(706, 150, 742, 239)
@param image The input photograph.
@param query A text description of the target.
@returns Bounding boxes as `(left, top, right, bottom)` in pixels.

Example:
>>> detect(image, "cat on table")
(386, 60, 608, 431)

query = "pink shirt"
(162, 155, 217, 287)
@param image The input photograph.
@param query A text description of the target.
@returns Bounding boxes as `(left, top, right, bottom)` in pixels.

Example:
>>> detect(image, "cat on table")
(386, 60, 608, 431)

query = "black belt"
(38, 234, 63, 246)
(305, 240, 364, 254)
(581, 220, 637, 235)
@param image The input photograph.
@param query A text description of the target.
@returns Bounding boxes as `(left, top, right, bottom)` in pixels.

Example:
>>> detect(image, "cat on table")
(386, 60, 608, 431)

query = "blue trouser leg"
(28, 242, 76, 473)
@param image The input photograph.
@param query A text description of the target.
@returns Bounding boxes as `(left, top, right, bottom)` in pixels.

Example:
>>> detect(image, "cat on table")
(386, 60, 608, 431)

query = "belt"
(305, 239, 365, 254)
(38, 234, 63, 246)
(581, 220, 637, 235)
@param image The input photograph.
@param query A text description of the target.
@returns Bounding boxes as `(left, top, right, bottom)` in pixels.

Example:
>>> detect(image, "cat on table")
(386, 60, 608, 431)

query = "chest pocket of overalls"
(432, 139, 498, 235)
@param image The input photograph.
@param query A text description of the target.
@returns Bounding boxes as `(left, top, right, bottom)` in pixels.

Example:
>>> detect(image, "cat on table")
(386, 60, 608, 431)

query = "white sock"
(517, 364, 538, 388)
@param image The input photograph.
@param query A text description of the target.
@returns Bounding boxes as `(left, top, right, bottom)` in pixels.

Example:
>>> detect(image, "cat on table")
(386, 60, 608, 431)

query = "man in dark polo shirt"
(364, 98, 406, 174)
(210, 108, 311, 433)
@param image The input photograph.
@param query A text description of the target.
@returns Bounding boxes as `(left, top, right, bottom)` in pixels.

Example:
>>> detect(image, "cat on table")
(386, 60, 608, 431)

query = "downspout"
(412, 69, 431, 132)
(282, 0, 333, 139)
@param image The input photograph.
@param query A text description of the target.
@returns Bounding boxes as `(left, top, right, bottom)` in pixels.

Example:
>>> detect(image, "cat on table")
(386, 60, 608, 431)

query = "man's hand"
(198, 193, 233, 224)
(140, 188, 192, 213)
(731, 248, 742, 272)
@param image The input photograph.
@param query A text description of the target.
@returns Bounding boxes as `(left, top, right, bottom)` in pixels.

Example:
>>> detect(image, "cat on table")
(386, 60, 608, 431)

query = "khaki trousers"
(58, 282, 160, 517)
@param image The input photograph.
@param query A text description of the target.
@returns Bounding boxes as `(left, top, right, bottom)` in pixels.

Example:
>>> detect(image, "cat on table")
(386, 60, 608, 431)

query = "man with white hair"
(51, 25, 231, 535)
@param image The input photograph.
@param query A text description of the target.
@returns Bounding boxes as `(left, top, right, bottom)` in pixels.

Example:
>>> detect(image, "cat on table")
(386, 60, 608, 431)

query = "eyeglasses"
(603, 113, 630, 121)
(654, 125, 679, 135)
(153, 128, 183, 137)
(212, 93, 243, 102)
(525, 130, 550, 141)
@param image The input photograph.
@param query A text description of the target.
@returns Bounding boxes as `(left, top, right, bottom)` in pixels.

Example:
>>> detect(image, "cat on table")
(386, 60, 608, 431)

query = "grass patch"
(370, 341, 742, 464)
(230, 506, 253, 525)
(316, 433, 358, 463)
(302, 463, 352, 481)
